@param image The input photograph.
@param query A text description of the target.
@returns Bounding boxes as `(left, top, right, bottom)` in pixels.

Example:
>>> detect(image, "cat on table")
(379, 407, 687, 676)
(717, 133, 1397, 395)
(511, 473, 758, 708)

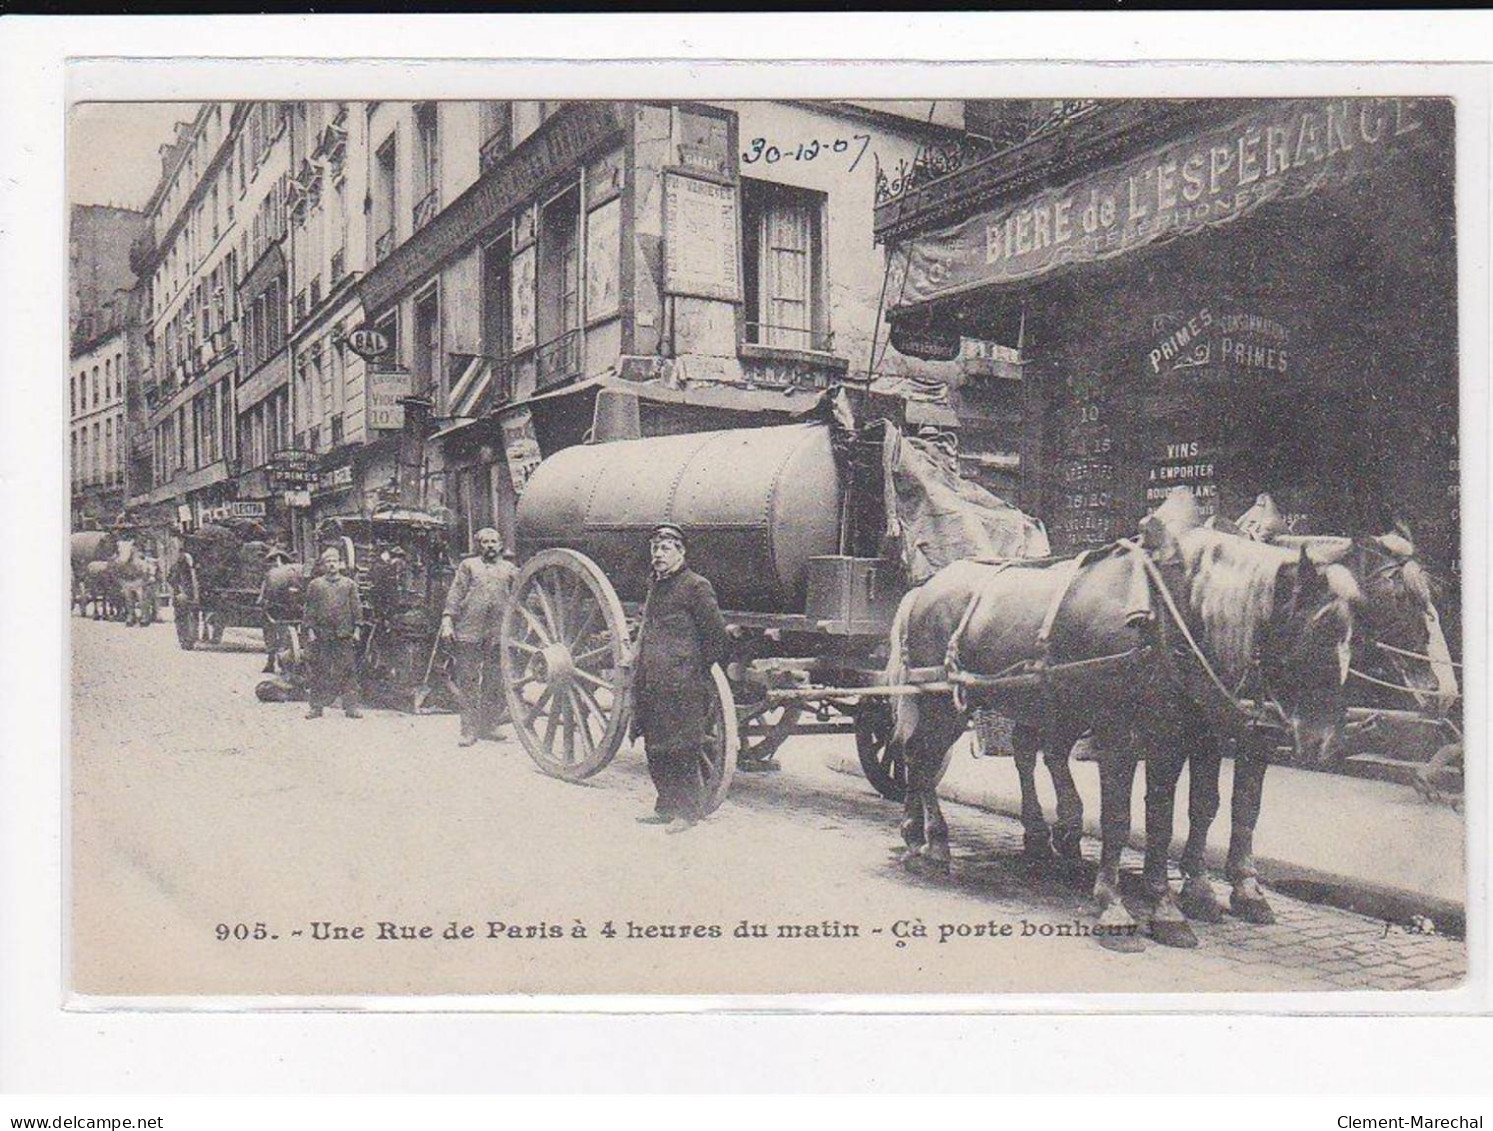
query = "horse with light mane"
(882, 489, 1357, 951)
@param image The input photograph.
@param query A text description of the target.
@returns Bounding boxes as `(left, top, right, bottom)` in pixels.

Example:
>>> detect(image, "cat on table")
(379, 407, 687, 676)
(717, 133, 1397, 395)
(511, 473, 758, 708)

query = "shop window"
(373, 135, 397, 263)
(413, 287, 442, 399)
(535, 185, 581, 388)
(741, 179, 829, 352)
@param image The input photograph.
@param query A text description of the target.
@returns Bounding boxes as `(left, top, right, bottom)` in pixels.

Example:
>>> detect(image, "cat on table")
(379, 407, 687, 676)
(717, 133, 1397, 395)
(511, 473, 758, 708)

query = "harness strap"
(1035, 550, 1093, 662)
(1116, 538, 1280, 729)
(1373, 639, 1463, 669)
(1348, 666, 1461, 702)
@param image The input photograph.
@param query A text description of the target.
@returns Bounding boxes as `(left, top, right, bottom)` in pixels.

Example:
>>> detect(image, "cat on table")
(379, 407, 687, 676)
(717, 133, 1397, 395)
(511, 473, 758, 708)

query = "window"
(105, 418, 114, 483)
(741, 179, 829, 352)
(413, 103, 440, 231)
(535, 185, 581, 387)
(104, 358, 112, 402)
(92, 366, 100, 408)
(70, 375, 77, 416)
(71, 431, 78, 484)
(373, 135, 397, 262)
(413, 287, 441, 399)
(91, 422, 100, 483)
(115, 353, 124, 398)
(482, 235, 513, 364)
(479, 102, 512, 173)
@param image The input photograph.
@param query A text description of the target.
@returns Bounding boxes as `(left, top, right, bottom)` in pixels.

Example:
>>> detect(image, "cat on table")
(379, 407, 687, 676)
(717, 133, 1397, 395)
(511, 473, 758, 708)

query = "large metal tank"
(516, 422, 843, 611)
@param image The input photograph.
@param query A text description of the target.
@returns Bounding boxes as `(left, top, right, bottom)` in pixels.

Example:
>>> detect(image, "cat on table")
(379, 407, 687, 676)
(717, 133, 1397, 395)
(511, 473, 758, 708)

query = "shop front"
(882, 98, 1460, 635)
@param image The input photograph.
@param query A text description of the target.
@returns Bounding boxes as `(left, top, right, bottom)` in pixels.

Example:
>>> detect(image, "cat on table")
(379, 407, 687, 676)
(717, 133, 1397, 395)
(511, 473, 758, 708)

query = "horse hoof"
(1230, 894, 1276, 925)
(1149, 917, 1199, 949)
(1096, 929, 1146, 954)
(1179, 881, 1225, 924)
(1023, 833, 1054, 863)
(1053, 830, 1085, 863)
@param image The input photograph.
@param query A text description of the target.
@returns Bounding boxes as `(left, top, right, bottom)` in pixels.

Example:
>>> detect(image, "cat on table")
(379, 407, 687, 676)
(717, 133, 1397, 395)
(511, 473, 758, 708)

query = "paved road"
(70, 613, 1466, 997)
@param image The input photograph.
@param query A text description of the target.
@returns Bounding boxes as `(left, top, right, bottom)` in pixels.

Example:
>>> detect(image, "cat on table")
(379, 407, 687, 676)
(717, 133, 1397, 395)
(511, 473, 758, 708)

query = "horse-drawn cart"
(169, 519, 277, 649)
(257, 507, 461, 713)
(498, 406, 1050, 811)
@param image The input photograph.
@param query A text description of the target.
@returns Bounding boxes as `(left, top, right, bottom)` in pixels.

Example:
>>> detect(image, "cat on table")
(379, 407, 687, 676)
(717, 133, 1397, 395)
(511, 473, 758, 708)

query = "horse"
(882, 490, 1357, 951)
(259, 559, 311, 675)
(1158, 509, 1463, 921)
(106, 538, 154, 627)
(83, 558, 122, 620)
(70, 530, 115, 616)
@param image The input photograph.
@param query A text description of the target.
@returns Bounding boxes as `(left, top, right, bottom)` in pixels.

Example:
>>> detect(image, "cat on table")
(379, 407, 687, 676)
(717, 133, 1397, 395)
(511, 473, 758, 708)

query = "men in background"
(631, 523, 730, 834)
(303, 547, 363, 720)
(440, 526, 518, 747)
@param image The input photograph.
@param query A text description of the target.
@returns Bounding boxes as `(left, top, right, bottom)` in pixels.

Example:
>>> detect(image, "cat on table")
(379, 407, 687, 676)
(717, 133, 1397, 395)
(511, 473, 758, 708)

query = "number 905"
(216, 922, 269, 941)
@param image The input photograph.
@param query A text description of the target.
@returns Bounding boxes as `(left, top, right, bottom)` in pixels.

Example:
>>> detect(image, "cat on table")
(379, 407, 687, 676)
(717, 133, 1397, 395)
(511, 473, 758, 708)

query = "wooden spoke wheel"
(501, 549, 632, 782)
(855, 699, 906, 802)
(736, 700, 801, 768)
(700, 666, 739, 814)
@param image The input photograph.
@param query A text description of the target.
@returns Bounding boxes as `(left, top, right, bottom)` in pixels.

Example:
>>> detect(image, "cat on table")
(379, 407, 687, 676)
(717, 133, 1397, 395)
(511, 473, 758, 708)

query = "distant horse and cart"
(70, 527, 160, 627)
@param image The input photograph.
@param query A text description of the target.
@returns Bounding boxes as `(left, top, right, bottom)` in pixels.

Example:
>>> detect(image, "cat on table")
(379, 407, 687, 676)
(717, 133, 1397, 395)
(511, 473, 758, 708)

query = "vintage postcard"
(64, 73, 1479, 1003)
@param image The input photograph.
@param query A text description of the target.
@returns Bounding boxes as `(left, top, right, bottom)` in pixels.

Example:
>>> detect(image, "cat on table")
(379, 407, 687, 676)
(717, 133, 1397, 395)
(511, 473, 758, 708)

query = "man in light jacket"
(441, 527, 518, 746)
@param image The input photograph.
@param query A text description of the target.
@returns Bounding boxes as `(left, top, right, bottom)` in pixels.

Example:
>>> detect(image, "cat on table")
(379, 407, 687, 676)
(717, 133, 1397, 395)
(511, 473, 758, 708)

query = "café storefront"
(879, 98, 1460, 638)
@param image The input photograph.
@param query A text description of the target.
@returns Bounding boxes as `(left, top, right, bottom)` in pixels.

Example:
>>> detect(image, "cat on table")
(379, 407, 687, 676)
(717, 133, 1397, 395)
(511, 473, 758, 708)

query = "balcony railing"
(535, 329, 583, 390)
(375, 227, 395, 263)
(743, 323, 835, 353)
(413, 188, 440, 233)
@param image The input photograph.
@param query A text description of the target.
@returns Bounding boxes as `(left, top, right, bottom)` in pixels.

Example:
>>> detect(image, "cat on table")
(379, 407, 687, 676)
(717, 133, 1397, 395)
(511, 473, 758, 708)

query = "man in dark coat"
(303, 547, 363, 719)
(441, 527, 518, 746)
(631, 523, 730, 833)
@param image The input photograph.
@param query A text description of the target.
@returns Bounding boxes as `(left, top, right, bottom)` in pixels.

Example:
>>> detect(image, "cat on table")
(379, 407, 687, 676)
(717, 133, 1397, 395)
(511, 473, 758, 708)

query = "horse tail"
(885, 589, 922, 747)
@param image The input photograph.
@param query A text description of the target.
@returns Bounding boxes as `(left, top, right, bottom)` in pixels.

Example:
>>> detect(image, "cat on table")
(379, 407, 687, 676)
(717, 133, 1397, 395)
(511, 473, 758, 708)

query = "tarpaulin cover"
(883, 427, 1051, 584)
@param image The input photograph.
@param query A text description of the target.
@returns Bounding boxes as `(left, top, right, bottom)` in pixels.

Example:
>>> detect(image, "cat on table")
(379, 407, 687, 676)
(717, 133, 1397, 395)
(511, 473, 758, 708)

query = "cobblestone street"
(70, 614, 1466, 997)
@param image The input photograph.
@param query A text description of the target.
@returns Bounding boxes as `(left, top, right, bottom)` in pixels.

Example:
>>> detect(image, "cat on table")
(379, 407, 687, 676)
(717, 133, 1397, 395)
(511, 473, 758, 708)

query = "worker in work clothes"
(631, 523, 730, 834)
(303, 547, 363, 719)
(440, 526, 518, 746)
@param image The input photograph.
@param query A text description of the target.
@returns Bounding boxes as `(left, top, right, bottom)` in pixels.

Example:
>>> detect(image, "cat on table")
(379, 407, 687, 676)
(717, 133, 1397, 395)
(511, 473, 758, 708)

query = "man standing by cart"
(631, 523, 730, 834)
(440, 527, 518, 747)
(303, 547, 363, 719)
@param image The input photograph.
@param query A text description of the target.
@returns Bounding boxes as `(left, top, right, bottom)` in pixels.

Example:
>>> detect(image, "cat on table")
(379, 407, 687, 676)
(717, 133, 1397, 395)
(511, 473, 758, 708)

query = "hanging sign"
(368, 366, 412, 431)
(344, 327, 390, 360)
(898, 98, 1435, 306)
(889, 320, 962, 361)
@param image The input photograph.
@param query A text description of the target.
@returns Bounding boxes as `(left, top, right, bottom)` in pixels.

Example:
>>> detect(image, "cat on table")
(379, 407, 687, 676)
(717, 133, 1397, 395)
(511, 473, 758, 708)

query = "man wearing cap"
(303, 547, 363, 719)
(441, 526, 518, 747)
(631, 523, 730, 833)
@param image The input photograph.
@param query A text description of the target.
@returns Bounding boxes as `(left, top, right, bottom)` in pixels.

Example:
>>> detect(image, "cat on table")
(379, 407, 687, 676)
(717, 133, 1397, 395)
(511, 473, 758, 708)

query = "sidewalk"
(824, 734, 1466, 929)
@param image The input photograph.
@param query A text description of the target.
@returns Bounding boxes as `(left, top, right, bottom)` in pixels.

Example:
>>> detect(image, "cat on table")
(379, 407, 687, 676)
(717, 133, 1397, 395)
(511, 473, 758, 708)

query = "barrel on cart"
(169, 519, 279, 649)
(499, 411, 1048, 812)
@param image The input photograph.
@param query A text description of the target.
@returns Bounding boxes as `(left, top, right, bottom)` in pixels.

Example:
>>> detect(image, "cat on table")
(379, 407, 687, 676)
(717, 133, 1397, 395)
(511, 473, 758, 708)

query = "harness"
(932, 539, 1292, 733)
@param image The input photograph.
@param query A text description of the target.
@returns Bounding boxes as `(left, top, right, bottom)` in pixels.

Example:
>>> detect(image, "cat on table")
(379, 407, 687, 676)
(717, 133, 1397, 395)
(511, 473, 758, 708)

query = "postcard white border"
(3, 12, 1491, 1094)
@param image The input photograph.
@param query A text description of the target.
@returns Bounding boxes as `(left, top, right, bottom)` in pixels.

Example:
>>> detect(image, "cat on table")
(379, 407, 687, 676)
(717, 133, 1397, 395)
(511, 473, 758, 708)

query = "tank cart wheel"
(736, 702, 801, 770)
(856, 699, 906, 802)
(501, 549, 632, 782)
(701, 665, 739, 814)
(207, 613, 226, 645)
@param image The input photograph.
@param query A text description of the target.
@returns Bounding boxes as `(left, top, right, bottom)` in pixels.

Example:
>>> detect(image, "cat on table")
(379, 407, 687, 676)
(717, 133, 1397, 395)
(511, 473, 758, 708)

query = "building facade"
(127, 100, 993, 563)
(70, 203, 145, 530)
(877, 96, 1461, 637)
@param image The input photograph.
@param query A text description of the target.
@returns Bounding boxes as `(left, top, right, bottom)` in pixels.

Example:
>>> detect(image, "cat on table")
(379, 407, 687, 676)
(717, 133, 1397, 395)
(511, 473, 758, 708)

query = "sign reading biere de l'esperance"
(899, 98, 1435, 306)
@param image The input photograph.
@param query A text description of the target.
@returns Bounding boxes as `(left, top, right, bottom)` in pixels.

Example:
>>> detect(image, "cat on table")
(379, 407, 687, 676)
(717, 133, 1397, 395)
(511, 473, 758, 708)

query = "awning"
(447, 354, 495, 418)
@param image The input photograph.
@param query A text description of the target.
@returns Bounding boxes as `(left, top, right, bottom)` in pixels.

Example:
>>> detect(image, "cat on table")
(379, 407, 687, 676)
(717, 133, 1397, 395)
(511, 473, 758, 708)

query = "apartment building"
(70, 203, 146, 530)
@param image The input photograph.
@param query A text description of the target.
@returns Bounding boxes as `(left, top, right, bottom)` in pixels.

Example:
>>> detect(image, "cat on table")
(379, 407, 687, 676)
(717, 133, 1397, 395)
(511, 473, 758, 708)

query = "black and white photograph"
(59, 85, 1473, 1000)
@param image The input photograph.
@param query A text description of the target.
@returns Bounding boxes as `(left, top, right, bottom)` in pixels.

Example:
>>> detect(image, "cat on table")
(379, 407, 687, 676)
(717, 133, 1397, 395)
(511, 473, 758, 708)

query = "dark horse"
(882, 491, 1357, 951)
(1158, 508, 1461, 923)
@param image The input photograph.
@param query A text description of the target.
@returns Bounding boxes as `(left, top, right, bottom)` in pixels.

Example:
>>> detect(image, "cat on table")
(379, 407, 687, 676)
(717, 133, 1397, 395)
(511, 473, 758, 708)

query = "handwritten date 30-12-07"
(742, 134, 872, 170)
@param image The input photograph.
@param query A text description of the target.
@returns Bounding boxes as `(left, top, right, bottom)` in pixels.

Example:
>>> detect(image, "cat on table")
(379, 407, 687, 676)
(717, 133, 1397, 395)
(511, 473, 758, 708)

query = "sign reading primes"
(899, 98, 1435, 306)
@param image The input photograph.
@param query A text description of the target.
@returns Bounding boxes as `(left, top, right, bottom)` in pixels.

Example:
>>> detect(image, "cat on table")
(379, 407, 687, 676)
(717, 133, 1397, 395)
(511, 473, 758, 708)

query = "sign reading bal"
(345, 327, 390, 361)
